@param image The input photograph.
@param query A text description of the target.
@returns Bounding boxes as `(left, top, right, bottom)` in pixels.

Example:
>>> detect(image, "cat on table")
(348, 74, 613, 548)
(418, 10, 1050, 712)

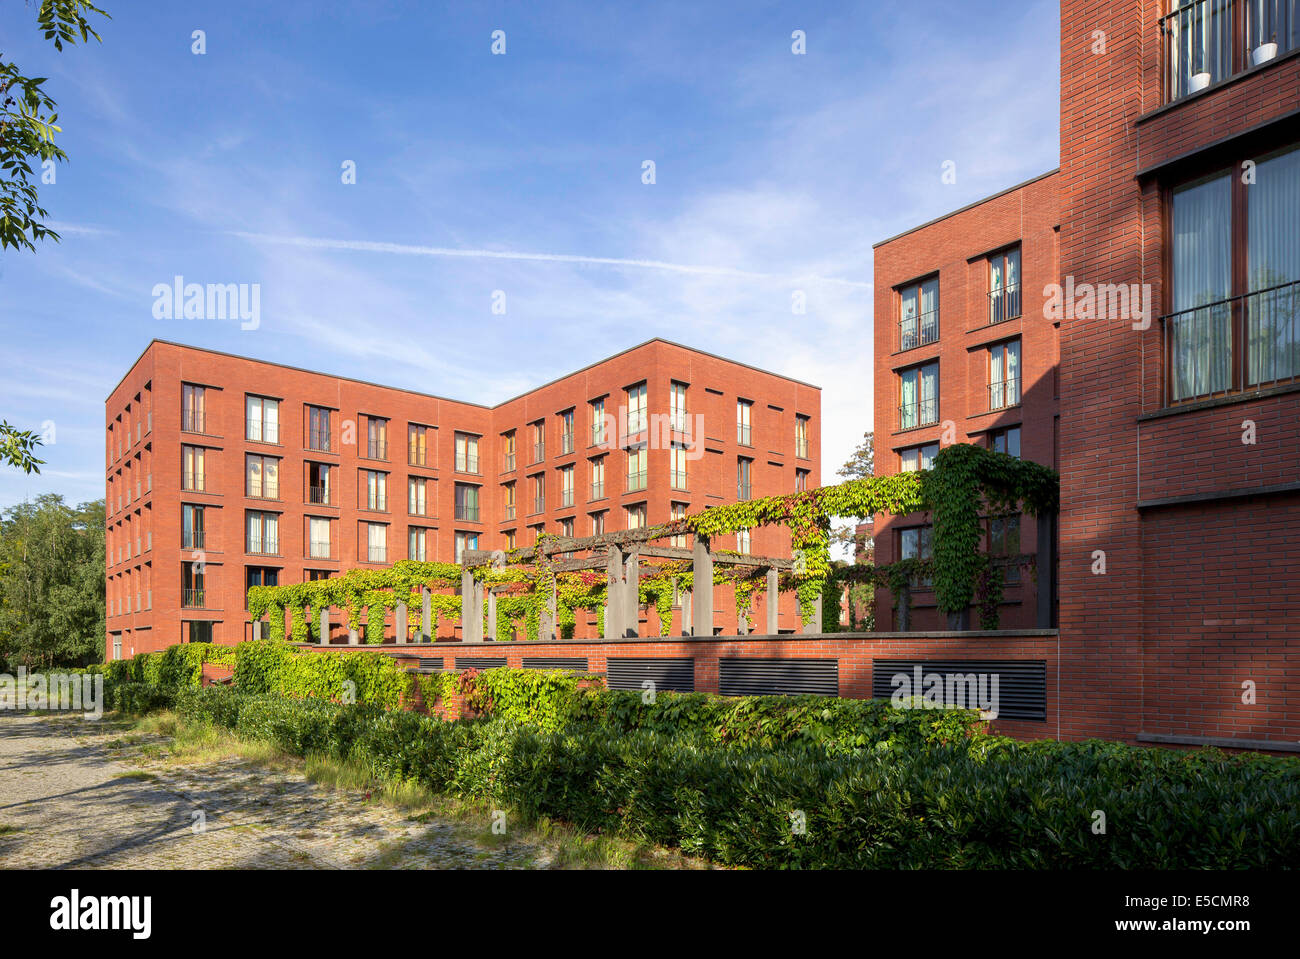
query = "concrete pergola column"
(803, 591, 823, 634)
(252, 620, 263, 641)
(486, 589, 497, 641)
(897, 584, 911, 632)
(538, 581, 557, 641)
(622, 550, 640, 638)
(319, 607, 329, 645)
(461, 569, 483, 643)
(603, 545, 623, 639)
(422, 587, 432, 642)
(396, 602, 407, 645)
(766, 567, 779, 635)
(682, 590, 693, 636)
(692, 535, 713, 638)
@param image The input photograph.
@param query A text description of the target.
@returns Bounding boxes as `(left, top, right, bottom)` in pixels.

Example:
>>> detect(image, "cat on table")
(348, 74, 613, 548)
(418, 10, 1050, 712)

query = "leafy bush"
(108, 682, 173, 714)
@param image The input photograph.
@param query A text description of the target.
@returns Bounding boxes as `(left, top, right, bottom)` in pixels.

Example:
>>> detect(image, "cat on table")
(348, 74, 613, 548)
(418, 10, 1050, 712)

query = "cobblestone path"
(0, 712, 547, 869)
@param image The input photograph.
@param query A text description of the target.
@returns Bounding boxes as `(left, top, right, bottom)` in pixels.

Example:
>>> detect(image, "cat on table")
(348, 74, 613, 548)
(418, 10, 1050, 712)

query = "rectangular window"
(899, 525, 934, 588)
(626, 445, 647, 492)
(307, 406, 332, 452)
(246, 511, 279, 555)
(454, 531, 478, 564)
(988, 247, 1021, 324)
(455, 483, 480, 522)
(182, 504, 205, 549)
(899, 362, 939, 429)
(559, 410, 575, 455)
(670, 502, 689, 548)
(308, 462, 332, 504)
(625, 503, 647, 530)
(455, 433, 480, 473)
(182, 385, 206, 433)
(989, 515, 1022, 584)
(532, 474, 545, 513)
(408, 424, 429, 466)
(590, 457, 605, 500)
(308, 517, 332, 559)
(590, 398, 606, 446)
(1162, 0, 1235, 102)
(306, 569, 332, 582)
(670, 382, 688, 432)
(408, 527, 428, 561)
(503, 481, 516, 520)
(559, 517, 574, 539)
(737, 399, 752, 446)
(591, 511, 606, 535)
(670, 444, 688, 490)
(366, 416, 389, 460)
(795, 414, 810, 459)
(989, 426, 1021, 459)
(182, 560, 205, 607)
(989, 340, 1022, 410)
(559, 465, 574, 507)
(531, 422, 545, 463)
(246, 395, 280, 444)
(795, 468, 809, 491)
(365, 522, 387, 563)
(408, 477, 427, 516)
(737, 457, 752, 500)
(246, 566, 279, 596)
(363, 470, 388, 511)
(182, 445, 205, 491)
(246, 454, 280, 499)
(502, 430, 516, 472)
(899, 276, 940, 349)
(186, 621, 214, 644)
(504, 529, 517, 550)
(900, 442, 940, 472)
(736, 528, 751, 555)
(1246, 145, 1300, 387)
(626, 384, 648, 434)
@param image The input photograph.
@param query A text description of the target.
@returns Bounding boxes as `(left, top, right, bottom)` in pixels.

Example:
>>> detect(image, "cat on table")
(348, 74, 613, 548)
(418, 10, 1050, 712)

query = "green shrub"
(109, 682, 173, 714)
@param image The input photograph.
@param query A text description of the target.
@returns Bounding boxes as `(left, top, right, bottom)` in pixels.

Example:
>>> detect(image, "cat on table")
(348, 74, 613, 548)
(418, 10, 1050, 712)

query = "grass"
(0, 825, 21, 837)
(118, 710, 708, 870)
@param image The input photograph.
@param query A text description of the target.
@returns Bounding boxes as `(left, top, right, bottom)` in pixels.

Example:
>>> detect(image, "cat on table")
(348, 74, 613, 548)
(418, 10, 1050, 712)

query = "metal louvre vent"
(521, 656, 589, 672)
(455, 656, 508, 671)
(871, 659, 1047, 721)
(719, 658, 839, 697)
(606, 658, 695, 693)
(417, 657, 443, 670)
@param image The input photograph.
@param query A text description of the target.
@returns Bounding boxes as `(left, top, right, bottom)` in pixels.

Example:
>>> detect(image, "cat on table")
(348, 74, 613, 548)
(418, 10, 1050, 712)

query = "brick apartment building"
(872, 1, 1299, 749)
(104, 339, 820, 658)
(872, 171, 1061, 631)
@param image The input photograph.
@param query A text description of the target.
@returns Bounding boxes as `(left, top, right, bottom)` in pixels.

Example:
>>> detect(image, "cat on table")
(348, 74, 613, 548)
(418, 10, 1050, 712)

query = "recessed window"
(626, 444, 647, 492)
(899, 277, 939, 349)
(362, 470, 388, 511)
(182, 445, 206, 491)
(795, 414, 810, 459)
(670, 382, 689, 432)
(989, 515, 1021, 584)
(503, 481, 516, 520)
(737, 457, 752, 500)
(559, 410, 575, 455)
(626, 384, 648, 434)
(590, 398, 607, 446)
(900, 443, 939, 472)
(590, 457, 605, 500)
(988, 340, 1021, 410)
(246, 511, 279, 556)
(246, 454, 280, 499)
(559, 465, 575, 507)
(408, 424, 430, 466)
(408, 527, 429, 561)
(364, 522, 387, 563)
(625, 503, 647, 530)
(989, 426, 1021, 459)
(455, 432, 480, 473)
(988, 248, 1021, 324)
(670, 444, 689, 491)
(182, 385, 206, 433)
(502, 430, 517, 472)
(246, 396, 280, 444)
(408, 477, 427, 516)
(899, 525, 933, 588)
(899, 362, 939, 429)
(366, 417, 389, 460)
(307, 406, 332, 452)
(455, 483, 480, 522)
(736, 399, 753, 446)
(454, 531, 478, 563)
(182, 504, 205, 549)
(308, 517, 332, 559)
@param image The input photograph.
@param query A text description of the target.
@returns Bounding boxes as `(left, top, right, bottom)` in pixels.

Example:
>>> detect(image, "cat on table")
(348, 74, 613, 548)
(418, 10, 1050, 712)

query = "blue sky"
(0, 0, 1059, 512)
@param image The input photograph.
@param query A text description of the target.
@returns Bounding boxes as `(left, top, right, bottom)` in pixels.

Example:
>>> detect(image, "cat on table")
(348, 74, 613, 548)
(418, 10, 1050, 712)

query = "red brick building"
(104, 339, 821, 657)
(871, 1, 1299, 749)
(872, 171, 1061, 631)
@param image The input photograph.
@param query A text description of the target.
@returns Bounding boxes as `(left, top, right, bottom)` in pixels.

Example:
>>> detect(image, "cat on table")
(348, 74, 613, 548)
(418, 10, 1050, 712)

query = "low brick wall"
(296, 630, 1060, 741)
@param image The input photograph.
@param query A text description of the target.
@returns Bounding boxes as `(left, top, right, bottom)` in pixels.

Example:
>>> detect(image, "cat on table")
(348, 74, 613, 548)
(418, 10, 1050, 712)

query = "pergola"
(454, 524, 817, 642)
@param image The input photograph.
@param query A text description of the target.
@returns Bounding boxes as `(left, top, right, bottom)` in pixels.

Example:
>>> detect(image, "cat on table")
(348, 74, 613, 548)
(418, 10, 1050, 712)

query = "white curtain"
(900, 370, 918, 428)
(900, 285, 918, 346)
(1171, 173, 1232, 399)
(919, 363, 938, 423)
(1248, 145, 1300, 385)
(1006, 340, 1021, 404)
(920, 277, 939, 340)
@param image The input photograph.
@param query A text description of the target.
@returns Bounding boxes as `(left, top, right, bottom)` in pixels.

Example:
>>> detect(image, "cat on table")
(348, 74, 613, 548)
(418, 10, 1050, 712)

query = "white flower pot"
(1252, 42, 1279, 66)
(1189, 71, 1212, 92)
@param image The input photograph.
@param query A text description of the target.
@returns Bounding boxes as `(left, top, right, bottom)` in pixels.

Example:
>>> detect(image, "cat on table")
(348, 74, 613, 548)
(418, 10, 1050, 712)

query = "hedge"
(171, 685, 1300, 869)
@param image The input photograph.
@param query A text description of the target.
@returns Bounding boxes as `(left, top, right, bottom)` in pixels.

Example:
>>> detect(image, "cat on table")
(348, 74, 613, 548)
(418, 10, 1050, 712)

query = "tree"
(0, 494, 105, 669)
(830, 431, 874, 556)
(1, 0, 110, 252)
(0, 421, 45, 473)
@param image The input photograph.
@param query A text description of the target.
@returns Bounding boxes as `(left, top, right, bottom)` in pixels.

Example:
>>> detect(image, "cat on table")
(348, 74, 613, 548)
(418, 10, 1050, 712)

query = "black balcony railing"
(988, 377, 1022, 411)
(899, 398, 939, 430)
(182, 588, 205, 608)
(900, 309, 940, 350)
(988, 285, 1021, 325)
(181, 410, 205, 433)
(737, 482, 752, 501)
(1162, 278, 1300, 404)
(182, 471, 205, 492)
(1161, 0, 1297, 103)
(309, 484, 330, 505)
(367, 440, 388, 460)
(308, 429, 331, 452)
(183, 530, 205, 549)
(456, 505, 480, 522)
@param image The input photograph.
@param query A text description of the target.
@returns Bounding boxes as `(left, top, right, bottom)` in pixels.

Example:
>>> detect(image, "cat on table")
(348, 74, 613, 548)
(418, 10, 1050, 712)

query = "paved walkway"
(0, 712, 546, 869)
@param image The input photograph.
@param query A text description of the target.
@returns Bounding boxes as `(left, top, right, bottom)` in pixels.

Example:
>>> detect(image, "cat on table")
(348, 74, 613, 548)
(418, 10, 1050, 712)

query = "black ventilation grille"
(455, 656, 508, 671)
(417, 657, 444, 670)
(719, 658, 839, 697)
(871, 659, 1047, 721)
(606, 658, 695, 693)
(521, 656, 589, 672)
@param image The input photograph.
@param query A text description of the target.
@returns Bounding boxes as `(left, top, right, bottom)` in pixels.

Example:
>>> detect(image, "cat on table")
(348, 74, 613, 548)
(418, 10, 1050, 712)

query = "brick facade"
(104, 339, 820, 657)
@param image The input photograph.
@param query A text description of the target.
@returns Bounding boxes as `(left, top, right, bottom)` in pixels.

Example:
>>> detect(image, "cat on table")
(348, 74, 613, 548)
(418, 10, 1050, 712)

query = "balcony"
(1161, 0, 1297, 103)
(308, 429, 331, 453)
(309, 540, 333, 560)
(247, 539, 279, 556)
(183, 530, 205, 550)
(560, 432, 575, 455)
(560, 489, 574, 508)
(455, 504, 480, 522)
(988, 285, 1021, 325)
(309, 484, 331, 505)
(1162, 278, 1300, 404)
(182, 588, 205, 608)
(988, 377, 1022, 411)
(365, 496, 388, 512)
(900, 309, 940, 350)
(899, 399, 939, 430)
(181, 410, 205, 433)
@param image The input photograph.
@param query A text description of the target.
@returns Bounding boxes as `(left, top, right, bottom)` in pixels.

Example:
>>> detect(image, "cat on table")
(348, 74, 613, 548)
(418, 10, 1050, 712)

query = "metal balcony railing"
(309, 484, 330, 505)
(1162, 278, 1300, 404)
(183, 530, 204, 549)
(366, 440, 388, 460)
(503, 452, 516, 472)
(899, 399, 939, 430)
(308, 429, 331, 452)
(182, 588, 205, 608)
(670, 412, 689, 433)
(560, 489, 574, 508)
(590, 482, 604, 500)
(671, 470, 688, 490)
(737, 424, 752, 446)
(533, 496, 545, 514)
(560, 432, 575, 455)
(181, 410, 205, 433)
(366, 546, 387, 564)
(989, 377, 1022, 411)
(455, 454, 479, 473)
(182, 471, 205, 492)
(366, 495, 387, 512)
(900, 309, 940, 350)
(247, 538, 279, 556)
(1161, 0, 1235, 102)
(627, 470, 647, 492)
(504, 503, 516, 520)
(737, 482, 752, 501)
(533, 442, 545, 463)
(455, 504, 480, 522)
(988, 285, 1021, 325)
(309, 540, 333, 559)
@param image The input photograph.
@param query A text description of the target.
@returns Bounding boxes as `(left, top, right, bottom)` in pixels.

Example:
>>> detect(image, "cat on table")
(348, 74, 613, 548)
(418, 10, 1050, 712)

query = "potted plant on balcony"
(1252, 32, 1279, 66)
(1189, 69, 1213, 92)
